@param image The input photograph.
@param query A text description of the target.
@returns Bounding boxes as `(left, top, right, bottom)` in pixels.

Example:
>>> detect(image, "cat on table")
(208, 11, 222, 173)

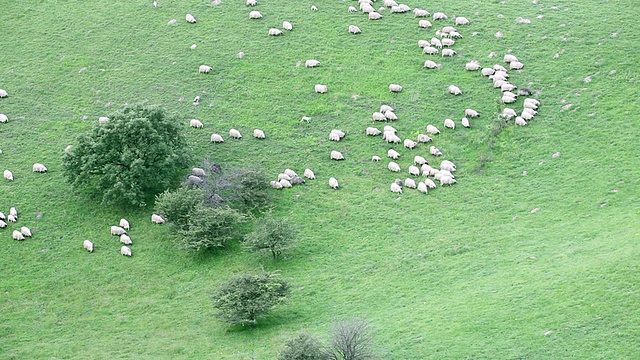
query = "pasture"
(1, 0, 638, 358)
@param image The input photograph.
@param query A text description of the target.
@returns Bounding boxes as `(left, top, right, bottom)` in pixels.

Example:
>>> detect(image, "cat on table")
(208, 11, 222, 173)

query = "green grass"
(1, 0, 639, 358)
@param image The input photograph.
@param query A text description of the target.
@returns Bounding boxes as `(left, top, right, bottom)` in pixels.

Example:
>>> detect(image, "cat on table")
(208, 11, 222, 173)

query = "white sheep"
(414, 155, 427, 165)
(0, 89, 8, 98)
(0, 114, 8, 123)
(211, 133, 224, 142)
(439, 169, 455, 179)
(331, 129, 345, 138)
(440, 160, 457, 172)
(3, 170, 13, 181)
(269, 28, 283, 36)
(97, 116, 109, 124)
(372, 155, 382, 162)
(424, 178, 437, 189)
(389, 84, 403, 92)
(311, 5, 318, 10)
(442, 38, 455, 47)
(442, 49, 456, 57)
(360, 4, 375, 13)
(279, 179, 292, 188)
(387, 149, 400, 159)
(246, 0, 257, 5)
(329, 177, 339, 189)
(199, 65, 212, 73)
(421, 164, 436, 176)
(282, 21, 293, 31)
(119, 218, 130, 230)
(249, 11, 262, 19)
(417, 181, 428, 193)
(448, 85, 462, 95)
(188, 175, 203, 184)
(121, 246, 132, 256)
(284, 169, 298, 178)
(405, 178, 417, 189)
(270, 181, 283, 189)
(13, 230, 25, 241)
(10, 207, 17, 217)
(348, 6, 357, 12)
(481, 67, 495, 76)
(465, 61, 481, 71)
(193, 95, 200, 105)
(190, 119, 204, 128)
(501, 83, 517, 92)
(465, 109, 479, 118)
(384, 110, 398, 120)
(185, 14, 196, 23)
(455, 16, 470, 25)
(522, 108, 538, 116)
(388, 162, 401, 172)
(111, 226, 127, 236)
(493, 64, 508, 72)
(0, 220, 5, 228)
(120, 234, 132, 245)
(430, 146, 442, 156)
(418, 39, 430, 48)
(372, 112, 387, 121)
(305, 59, 320, 67)
(383, 125, 397, 133)
(424, 60, 441, 69)
(0, 212, 5, 220)
(404, 139, 417, 149)
(417, 134, 432, 143)
(33, 163, 47, 173)
(329, 132, 341, 141)
(383, 0, 398, 6)
(20, 226, 32, 237)
(423, 46, 439, 55)
(510, 61, 524, 70)
(384, 133, 401, 143)
(503, 54, 518, 63)
(278, 173, 292, 181)
(502, 108, 517, 119)
(440, 175, 456, 186)
(151, 214, 165, 224)
(83, 240, 94, 252)
(502, 95, 517, 104)
(315, 84, 328, 93)
(444, 118, 455, 129)
(64, 145, 72, 152)
(515, 117, 527, 126)
(366, 127, 382, 136)
(408, 165, 420, 176)
(461, 117, 470, 128)
(330, 150, 344, 160)
(369, 12, 383, 20)
(414, 8, 429, 17)
(253, 129, 266, 139)
(390, 182, 402, 194)
(348, 25, 361, 34)
(430, 37, 442, 48)
(303, 169, 315, 179)
(432, 12, 447, 20)
(418, 20, 432, 28)
(229, 128, 242, 139)
(8, 214, 16, 222)
(426, 125, 440, 135)
(520, 111, 535, 121)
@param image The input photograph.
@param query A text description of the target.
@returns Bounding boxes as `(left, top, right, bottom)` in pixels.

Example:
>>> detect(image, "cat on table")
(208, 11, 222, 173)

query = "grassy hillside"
(1, 0, 638, 359)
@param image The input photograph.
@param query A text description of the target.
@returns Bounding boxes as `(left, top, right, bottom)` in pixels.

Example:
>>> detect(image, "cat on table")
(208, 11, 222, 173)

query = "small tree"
(278, 333, 328, 360)
(201, 165, 272, 212)
(154, 187, 205, 230)
(212, 272, 291, 327)
(177, 204, 246, 252)
(328, 318, 378, 360)
(62, 104, 190, 207)
(243, 213, 297, 260)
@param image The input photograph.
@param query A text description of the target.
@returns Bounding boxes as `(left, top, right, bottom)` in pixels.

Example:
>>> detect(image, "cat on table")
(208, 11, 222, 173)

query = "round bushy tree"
(278, 333, 328, 360)
(243, 213, 298, 260)
(62, 104, 190, 207)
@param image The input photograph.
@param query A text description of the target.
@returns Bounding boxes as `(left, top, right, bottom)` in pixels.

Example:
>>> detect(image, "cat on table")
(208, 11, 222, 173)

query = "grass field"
(1, 0, 639, 358)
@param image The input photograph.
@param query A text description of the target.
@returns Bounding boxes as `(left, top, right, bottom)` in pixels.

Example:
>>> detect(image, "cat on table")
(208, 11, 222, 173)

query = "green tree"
(243, 213, 297, 260)
(278, 333, 328, 360)
(154, 186, 205, 230)
(177, 204, 246, 252)
(62, 104, 190, 207)
(202, 165, 272, 212)
(212, 272, 291, 326)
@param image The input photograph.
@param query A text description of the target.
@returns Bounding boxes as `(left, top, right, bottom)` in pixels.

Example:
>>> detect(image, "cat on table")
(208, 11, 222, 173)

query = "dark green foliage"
(201, 164, 272, 212)
(243, 213, 298, 260)
(278, 333, 328, 360)
(62, 104, 190, 207)
(212, 272, 291, 327)
(328, 319, 378, 360)
(176, 204, 246, 252)
(154, 187, 206, 230)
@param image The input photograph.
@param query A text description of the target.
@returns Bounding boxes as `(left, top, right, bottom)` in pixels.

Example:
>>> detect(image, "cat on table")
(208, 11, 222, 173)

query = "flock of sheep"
(81, 214, 165, 256)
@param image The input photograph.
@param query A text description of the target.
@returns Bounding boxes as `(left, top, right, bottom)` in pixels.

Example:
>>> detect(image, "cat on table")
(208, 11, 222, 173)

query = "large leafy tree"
(63, 104, 190, 207)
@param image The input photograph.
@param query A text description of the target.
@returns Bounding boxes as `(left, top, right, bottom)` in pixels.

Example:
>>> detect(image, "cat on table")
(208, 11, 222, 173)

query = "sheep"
(524, 98, 541, 106)
(442, 49, 456, 57)
(503, 54, 518, 63)
(0, 114, 8, 123)
(249, 11, 262, 19)
(380, 105, 394, 113)
(390, 183, 402, 194)
(20, 226, 32, 237)
(418, 20, 432, 28)
(389, 84, 403, 92)
(283, 21, 293, 30)
(491, 74, 508, 82)
(193, 95, 200, 105)
(494, 70, 510, 78)
(97, 116, 109, 124)
(330, 150, 344, 160)
(492, 63, 507, 72)
(440, 160, 457, 172)
(303, 169, 316, 179)
(384, 110, 398, 120)
(444, 118, 455, 129)
(414, 155, 427, 165)
(315, 84, 328, 93)
(278, 173, 292, 181)
(405, 178, 417, 189)
(442, 26, 457, 34)
(270, 181, 283, 189)
(414, 9, 429, 17)
(111, 226, 127, 236)
(291, 176, 306, 185)
(515, 117, 527, 126)
(426, 125, 440, 135)
(465, 61, 481, 71)
(329, 177, 339, 189)
(329, 132, 341, 141)
(424, 60, 441, 69)
(442, 38, 455, 47)
(10, 207, 17, 217)
(432, 12, 447, 20)
(421, 164, 436, 176)
(229, 128, 242, 139)
(522, 108, 538, 116)
(510, 61, 524, 70)
(455, 16, 470, 25)
(417, 134, 432, 143)
(464, 109, 479, 118)
(279, 179, 292, 188)
(0, 212, 4, 220)
(404, 139, 417, 149)
(284, 169, 298, 178)
(4, 170, 13, 181)
(408, 165, 420, 176)
(269, 28, 283, 36)
(383, 125, 397, 133)
(372, 155, 382, 162)
(246, 0, 257, 5)
(439, 169, 455, 179)
(0, 220, 7, 228)
(13, 230, 25, 241)
(502, 95, 517, 104)
(199, 65, 212, 73)
(383, 0, 398, 7)
(151, 214, 165, 224)
(305, 59, 320, 67)
(423, 178, 437, 189)
(523, 102, 539, 110)
(388, 162, 401, 172)
(369, 12, 383, 20)
(253, 129, 266, 139)
(348, 6, 357, 12)
(211, 133, 224, 142)
(83, 240, 94, 252)
(33, 163, 47, 173)
(461, 117, 470, 128)
(387, 149, 400, 159)
(190, 119, 204, 129)
(311, 5, 318, 10)
(366, 127, 382, 136)
(348, 25, 361, 34)
(493, 80, 507, 89)
(360, 3, 375, 13)
(8, 214, 16, 223)
(440, 175, 456, 186)
(121, 246, 132, 256)
(448, 85, 462, 95)
(372, 112, 387, 121)
(331, 129, 346, 138)
(119, 218, 130, 230)
(120, 234, 132, 245)
(384, 133, 401, 143)
(423, 46, 439, 55)
(501, 83, 517, 92)
(481, 68, 495, 76)
(430, 37, 442, 48)
(0, 89, 8, 98)
(502, 108, 517, 119)
(185, 14, 196, 23)
(430, 146, 442, 156)
(520, 111, 535, 121)
(417, 181, 428, 193)
(418, 39, 430, 48)
(188, 175, 203, 185)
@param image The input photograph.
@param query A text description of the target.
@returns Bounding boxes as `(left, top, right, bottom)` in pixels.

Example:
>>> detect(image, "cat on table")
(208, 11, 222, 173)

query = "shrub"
(201, 164, 272, 212)
(154, 187, 205, 230)
(62, 104, 190, 207)
(327, 318, 378, 360)
(243, 213, 297, 260)
(212, 272, 291, 327)
(177, 204, 246, 252)
(278, 333, 328, 360)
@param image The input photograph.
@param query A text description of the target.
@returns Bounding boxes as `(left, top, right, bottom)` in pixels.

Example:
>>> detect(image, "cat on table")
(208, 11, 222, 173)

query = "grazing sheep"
(426, 125, 440, 135)
(360, 3, 375, 13)
(211, 133, 224, 142)
(493, 80, 507, 89)
(439, 169, 455, 179)
(430, 37, 442, 48)
(372, 112, 387, 121)
(0, 220, 6, 228)
(329, 132, 341, 141)
(522, 108, 538, 116)
(366, 127, 382, 136)
(270, 180, 283, 189)
(305, 59, 320, 67)
(424, 178, 437, 189)
(4, 170, 13, 181)
(119, 218, 130, 230)
(430, 146, 442, 156)
(404, 139, 417, 149)
(0, 89, 8, 98)
(510, 61, 524, 70)
(253, 129, 266, 139)
(388, 149, 400, 159)
(246, 0, 257, 5)
(83, 240, 94, 252)
(418, 39, 430, 48)
(481, 67, 495, 76)
(199, 65, 212, 73)
(518, 88, 533, 96)
(408, 165, 420, 176)
(186, 14, 196, 23)
(369, 12, 383, 20)
(300, 116, 311, 122)
(432, 12, 447, 20)
(417, 134, 432, 143)
(291, 176, 305, 185)
(442, 38, 455, 47)
(501, 83, 517, 92)
(283, 21, 293, 30)
(303, 169, 316, 179)
(524, 98, 541, 106)
(389, 84, 403, 92)
(384, 133, 401, 143)
(384, 110, 398, 120)
(311, 5, 318, 10)
(504, 54, 518, 63)
(421, 164, 436, 175)
(0, 212, 4, 220)
(315, 84, 328, 93)
(284, 169, 298, 178)
(20, 226, 32, 237)
(111, 226, 127, 236)
(383, 125, 397, 133)
(269, 28, 283, 36)
(348, 25, 361, 34)
(33, 163, 47, 173)
(417, 181, 428, 193)
(190, 119, 204, 128)
(442, 26, 457, 34)
(329, 177, 339, 189)
(390, 182, 403, 194)
(515, 117, 527, 126)
(418, 20, 432, 28)
(348, 6, 357, 12)
(414, 8, 429, 17)
(383, 0, 398, 6)
(523, 102, 539, 110)
(455, 16, 470, 25)
(249, 11, 262, 19)
(151, 214, 165, 224)
(414, 155, 427, 165)
(465, 61, 481, 71)
(405, 178, 417, 189)
(0, 114, 8, 123)
(520, 111, 535, 120)
(388, 162, 401, 172)
(493, 64, 508, 72)
(465, 109, 479, 118)
(229, 128, 242, 139)
(442, 49, 456, 57)
(502, 108, 517, 119)
(502, 95, 517, 104)
(8, 214, 17, 223)
(188, 175, 203, 185)
(121, 246, 132, 256)
(331, 129, 346, 139)
(13, 230, 25, 241)
(277, 173, 292, 181)
(448, 85, 462, 95)
(98, 116, 109, 124)
(193, 95, 200, 105)
(372, 155, 382, 162)
(10, 207, 17, 217)
(444, 118, 455, 129)
(440, 160, 457, 172)
(424, 60, 441, 69)
(330, 150, 344, 160)
(380, 105, 394, 113)
(440, 175, 456, 186)
(461, 117, 470, 128)
(423, 46, 439, 55)
(279, 179, 292, 188)
(120, 234, 132, 245)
